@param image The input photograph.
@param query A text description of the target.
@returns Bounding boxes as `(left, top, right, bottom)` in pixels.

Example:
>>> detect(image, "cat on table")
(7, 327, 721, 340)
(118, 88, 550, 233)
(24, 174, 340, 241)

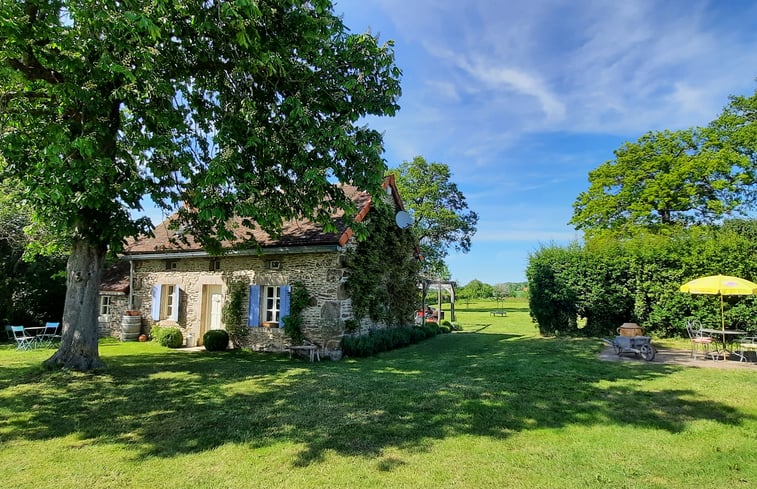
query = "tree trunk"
(44, 239, 106, 371)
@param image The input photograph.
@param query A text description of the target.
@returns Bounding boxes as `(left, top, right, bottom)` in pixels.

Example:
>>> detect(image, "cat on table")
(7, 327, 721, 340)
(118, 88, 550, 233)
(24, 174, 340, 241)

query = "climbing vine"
(222, 278, 249, 348)
(344, 202, 421, 325)
(283, 281, 310, 345)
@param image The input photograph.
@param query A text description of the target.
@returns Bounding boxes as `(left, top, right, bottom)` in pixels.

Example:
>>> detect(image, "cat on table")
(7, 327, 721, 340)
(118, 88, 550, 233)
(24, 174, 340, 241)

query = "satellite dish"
(395, 210, 413, 229)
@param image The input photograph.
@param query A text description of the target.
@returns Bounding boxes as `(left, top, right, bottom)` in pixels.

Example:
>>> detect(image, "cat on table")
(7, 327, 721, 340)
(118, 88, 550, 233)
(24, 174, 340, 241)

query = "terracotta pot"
(138, 334, 148, 342)
(617, 323, 643, 337)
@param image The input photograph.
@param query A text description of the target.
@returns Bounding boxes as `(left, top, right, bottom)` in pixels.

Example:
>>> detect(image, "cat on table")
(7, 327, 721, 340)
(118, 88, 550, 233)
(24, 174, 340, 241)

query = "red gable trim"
(338, 175, 404, 247)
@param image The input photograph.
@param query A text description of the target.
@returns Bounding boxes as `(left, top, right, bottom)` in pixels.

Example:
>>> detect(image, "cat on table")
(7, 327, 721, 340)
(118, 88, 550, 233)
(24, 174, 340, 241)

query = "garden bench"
(288, 344, 320, 362)
(490, 310, 507, 317)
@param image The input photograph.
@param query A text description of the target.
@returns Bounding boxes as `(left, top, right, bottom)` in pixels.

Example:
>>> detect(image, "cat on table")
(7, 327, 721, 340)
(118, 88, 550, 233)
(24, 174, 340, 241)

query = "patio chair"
(736, 336, 757, 363)
(4, 325, 13, 341)
(685, 320, 714, 360)
(39, 322, 61, 347)
(10, 326, 36, 351)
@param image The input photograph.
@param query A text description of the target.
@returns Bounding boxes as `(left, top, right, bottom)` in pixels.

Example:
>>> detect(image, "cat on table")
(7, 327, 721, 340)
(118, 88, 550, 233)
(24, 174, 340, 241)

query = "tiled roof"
(100, 260, 130, 293)
(123, 183, 375, 256)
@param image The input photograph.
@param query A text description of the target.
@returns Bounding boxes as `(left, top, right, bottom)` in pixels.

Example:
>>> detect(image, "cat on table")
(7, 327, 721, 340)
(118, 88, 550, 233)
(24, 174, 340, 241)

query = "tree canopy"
(0, 0, 401, 370)
(571, 89, 757, 238)
(540, 85, 757, 337)
(0, 167, 67, 327)
(391, 156, 478, 278)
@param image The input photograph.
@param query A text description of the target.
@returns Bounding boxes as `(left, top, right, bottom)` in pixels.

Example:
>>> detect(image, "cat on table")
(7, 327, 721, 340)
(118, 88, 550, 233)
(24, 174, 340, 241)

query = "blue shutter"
(169, 285, 180, 321)
(248, 285, 260, 327)
(278, 285, 291, 328)
(151, 285, 161, 321)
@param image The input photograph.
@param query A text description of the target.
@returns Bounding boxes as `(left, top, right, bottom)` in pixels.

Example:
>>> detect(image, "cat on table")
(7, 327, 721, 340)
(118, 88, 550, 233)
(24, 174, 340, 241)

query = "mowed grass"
(1, 299, 756, 489)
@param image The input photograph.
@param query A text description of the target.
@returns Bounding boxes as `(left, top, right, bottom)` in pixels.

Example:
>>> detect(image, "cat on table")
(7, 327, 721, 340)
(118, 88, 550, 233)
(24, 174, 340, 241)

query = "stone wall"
(97, 292, 130, 338)
(126, 249, 388, 353)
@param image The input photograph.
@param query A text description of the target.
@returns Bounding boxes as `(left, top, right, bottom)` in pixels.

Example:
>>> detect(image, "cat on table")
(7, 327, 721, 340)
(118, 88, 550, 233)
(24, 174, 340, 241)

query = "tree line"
(528, 86, 757, 337)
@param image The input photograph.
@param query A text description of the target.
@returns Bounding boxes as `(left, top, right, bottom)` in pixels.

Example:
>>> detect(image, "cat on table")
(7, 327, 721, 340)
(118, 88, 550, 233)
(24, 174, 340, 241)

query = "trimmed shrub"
(150, 325, 164, 342)
(439, 320, 453, 333)
(158, 327, 183, 348)
(203, 329, 229, 351)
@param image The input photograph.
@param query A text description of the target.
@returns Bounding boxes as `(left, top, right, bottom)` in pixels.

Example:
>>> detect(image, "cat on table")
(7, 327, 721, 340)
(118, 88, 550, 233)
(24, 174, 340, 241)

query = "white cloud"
(455, 59, 567, 123)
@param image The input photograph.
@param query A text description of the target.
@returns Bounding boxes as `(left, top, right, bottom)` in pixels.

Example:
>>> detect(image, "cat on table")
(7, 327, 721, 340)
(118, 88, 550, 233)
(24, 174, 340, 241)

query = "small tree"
(391, 156, 478, 277)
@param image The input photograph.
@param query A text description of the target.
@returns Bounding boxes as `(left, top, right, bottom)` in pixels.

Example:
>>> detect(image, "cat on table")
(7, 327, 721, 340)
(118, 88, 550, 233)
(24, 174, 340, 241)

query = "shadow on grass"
(0, 333, 750, 468)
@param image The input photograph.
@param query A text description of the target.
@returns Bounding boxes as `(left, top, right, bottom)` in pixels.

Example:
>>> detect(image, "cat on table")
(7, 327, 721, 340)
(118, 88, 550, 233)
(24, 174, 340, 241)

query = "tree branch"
(6, 54, 64, 84)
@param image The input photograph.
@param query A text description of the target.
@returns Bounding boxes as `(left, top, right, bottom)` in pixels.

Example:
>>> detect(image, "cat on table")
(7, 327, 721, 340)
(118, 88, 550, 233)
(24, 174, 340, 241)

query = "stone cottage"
(98, 175, 419, 355)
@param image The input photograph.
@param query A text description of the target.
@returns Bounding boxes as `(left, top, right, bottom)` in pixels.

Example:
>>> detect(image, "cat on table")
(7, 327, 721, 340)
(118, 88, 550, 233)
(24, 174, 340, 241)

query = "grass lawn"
(1, 299, 756, 488)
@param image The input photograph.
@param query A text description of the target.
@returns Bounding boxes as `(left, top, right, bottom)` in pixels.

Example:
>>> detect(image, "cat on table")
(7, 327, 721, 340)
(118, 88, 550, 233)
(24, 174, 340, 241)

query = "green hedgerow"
(340, 324, 439, 358)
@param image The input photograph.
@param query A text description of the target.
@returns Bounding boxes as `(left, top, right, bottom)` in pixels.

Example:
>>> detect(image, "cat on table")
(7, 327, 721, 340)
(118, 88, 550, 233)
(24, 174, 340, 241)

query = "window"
(162, 284, 176, 319)
(151, 284, 180, 321)
(209, 258, 221, 271)
(264, 286, 281, 323)
(165, 260, 177, 270)
(248, 285, 290, 327)
(99, 296, 112, 316)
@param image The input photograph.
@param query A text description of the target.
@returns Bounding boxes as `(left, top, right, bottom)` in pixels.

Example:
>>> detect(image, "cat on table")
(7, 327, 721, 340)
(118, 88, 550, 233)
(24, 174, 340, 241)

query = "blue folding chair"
(39, 322, 61, 347)
(11, 326, 36, 351)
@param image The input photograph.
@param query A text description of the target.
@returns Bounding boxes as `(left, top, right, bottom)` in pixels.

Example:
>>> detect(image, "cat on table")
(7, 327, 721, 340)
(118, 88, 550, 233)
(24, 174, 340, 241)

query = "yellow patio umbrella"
(679, 274, 757, 350)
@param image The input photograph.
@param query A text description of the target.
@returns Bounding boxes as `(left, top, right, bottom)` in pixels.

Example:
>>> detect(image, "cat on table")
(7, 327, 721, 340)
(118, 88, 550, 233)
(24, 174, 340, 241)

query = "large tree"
(0, 1, 401, 370)
(571, 89, 757, 238)
(391, 156, 478, 278)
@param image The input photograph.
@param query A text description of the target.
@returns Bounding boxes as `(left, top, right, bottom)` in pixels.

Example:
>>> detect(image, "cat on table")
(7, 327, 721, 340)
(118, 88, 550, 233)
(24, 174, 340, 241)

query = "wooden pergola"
(421, 279, 457, 322)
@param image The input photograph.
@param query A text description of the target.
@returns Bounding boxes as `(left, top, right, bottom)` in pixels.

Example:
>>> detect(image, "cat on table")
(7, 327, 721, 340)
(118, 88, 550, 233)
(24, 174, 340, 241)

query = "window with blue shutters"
(248, 284, 289, 328)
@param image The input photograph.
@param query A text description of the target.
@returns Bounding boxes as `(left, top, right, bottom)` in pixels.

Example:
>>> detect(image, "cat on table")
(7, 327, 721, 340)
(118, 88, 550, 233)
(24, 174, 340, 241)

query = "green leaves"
(572, 88, 757, 239)
(391, 156, 478, 278)
(1, 0, 402, 253)
(344, 203, 421, 324)
(528, 221, 757, 337)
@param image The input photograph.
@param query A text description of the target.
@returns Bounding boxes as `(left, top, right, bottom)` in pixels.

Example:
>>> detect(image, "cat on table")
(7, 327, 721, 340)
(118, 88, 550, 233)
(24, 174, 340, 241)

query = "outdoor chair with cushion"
(686, 320, 714, 360)
(11, 326, 36, 351)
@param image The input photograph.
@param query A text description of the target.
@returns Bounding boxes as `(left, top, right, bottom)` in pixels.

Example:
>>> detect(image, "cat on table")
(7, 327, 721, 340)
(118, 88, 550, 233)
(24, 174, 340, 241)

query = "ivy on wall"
(283, 280, 310, 345)
(344, 202, 421, 325)
(222, 278, 249, 347)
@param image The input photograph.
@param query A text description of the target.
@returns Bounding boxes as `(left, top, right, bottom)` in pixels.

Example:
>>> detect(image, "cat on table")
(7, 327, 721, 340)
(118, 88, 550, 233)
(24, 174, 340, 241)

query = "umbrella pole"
(721, 294, 727, 359)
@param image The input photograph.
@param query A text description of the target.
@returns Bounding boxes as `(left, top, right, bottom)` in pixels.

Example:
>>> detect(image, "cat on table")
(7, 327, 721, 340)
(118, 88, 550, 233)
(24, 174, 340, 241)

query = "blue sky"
(334, 0, 757, 285)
